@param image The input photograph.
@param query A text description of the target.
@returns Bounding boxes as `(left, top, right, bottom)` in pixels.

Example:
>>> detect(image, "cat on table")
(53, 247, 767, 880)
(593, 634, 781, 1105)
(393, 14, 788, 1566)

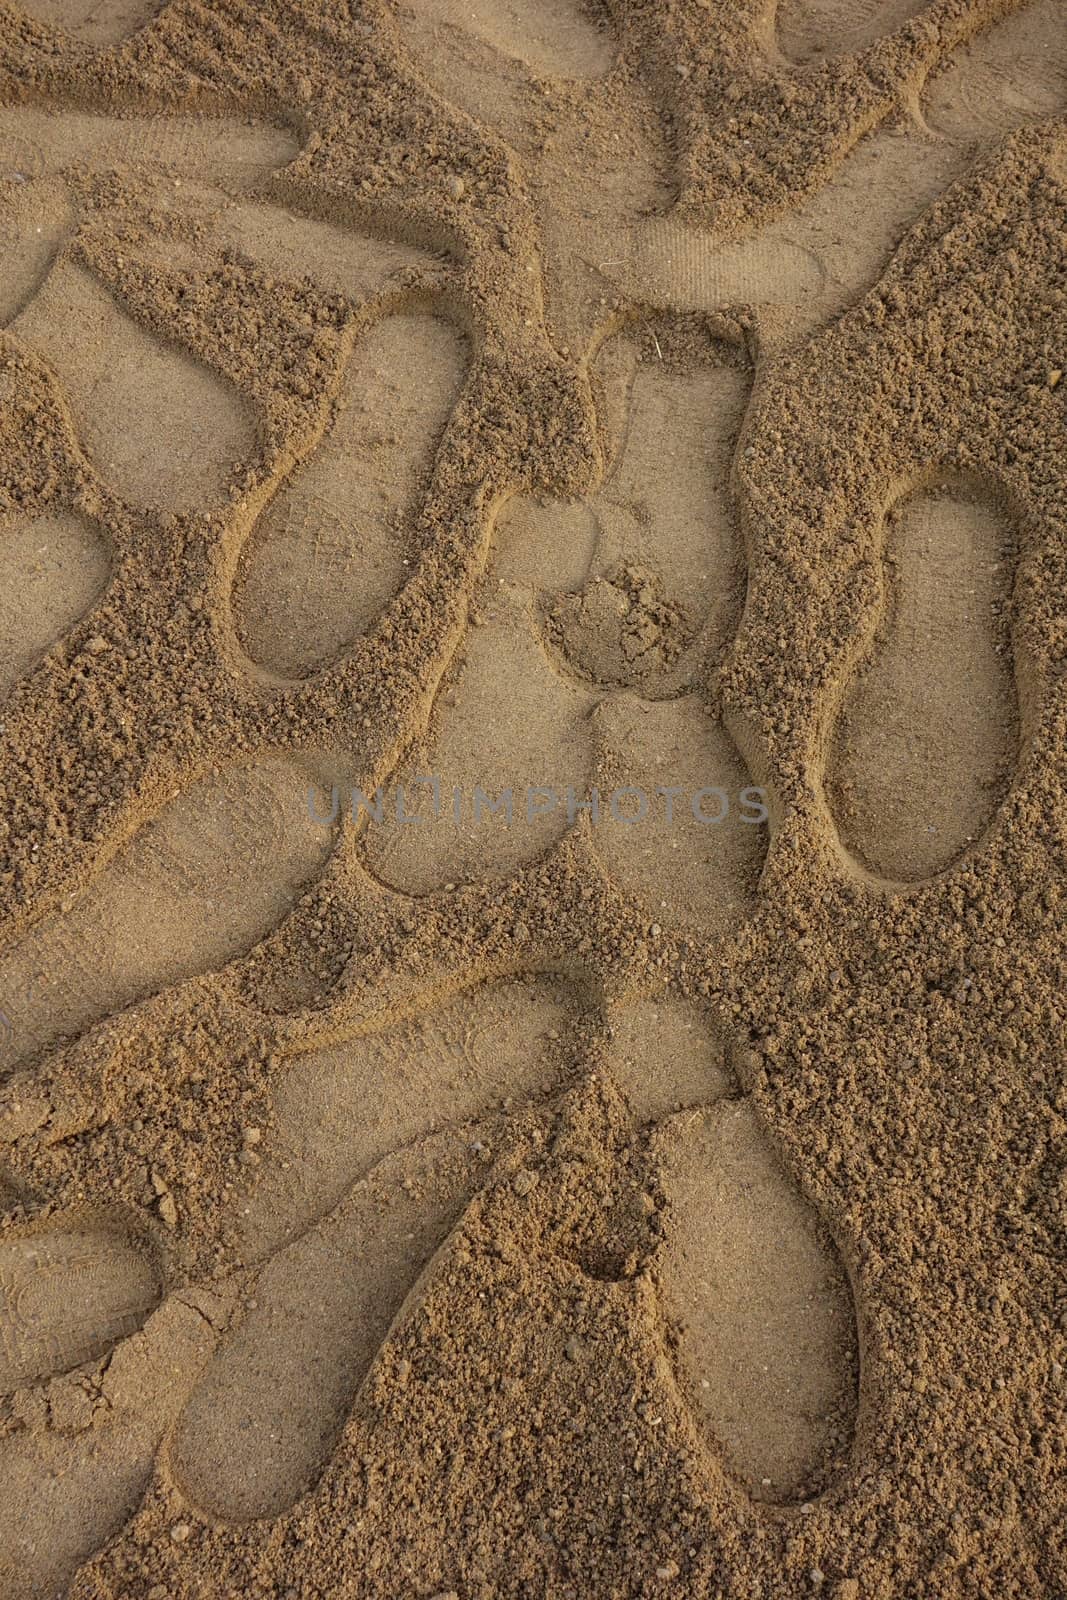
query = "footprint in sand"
(606, 998, 858, 1504)
(169, 984, 858, 1522)
(0, 1288, 225, 1600)
(0, 755, 338, 1074)
(13, 261, 258, 515)
(921, 0, 1067, 140)
(825, 479, 1020, 883)
(16, 0, 162, 46)
(773, 0, 927, 66)
(0, 107, 299, 510)
(168, 976, 572, 1521)
(0, 1211, 161, 1391)
(233, 310, 467, 679)
(403, 0, 614, 79)
(363, 322, 767, 942)
(0, 509, 110, 702)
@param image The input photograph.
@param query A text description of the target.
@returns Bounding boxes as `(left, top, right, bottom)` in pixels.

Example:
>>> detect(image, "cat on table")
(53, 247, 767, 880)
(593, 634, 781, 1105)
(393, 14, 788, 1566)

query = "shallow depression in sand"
(774, 0, 928, 65)
(0, 756, 337, 1072)
(655, 1098, 858, 1502)
(14, 261, 256, 513)
(0, 509, 110, 701)
(0, 1217, 161, 1391)
(827, 482, 1019, 882)
(234, 313, 467, 679)
(171, 976, 572, 1521)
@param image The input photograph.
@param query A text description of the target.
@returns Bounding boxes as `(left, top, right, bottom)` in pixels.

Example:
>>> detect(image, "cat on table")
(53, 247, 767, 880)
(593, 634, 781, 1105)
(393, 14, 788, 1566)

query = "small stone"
(86, 635, 107, 654)
(170, 1521, 192, 1543)
(242, 1126, 262, 1146)
(810, 1570, 825, 1588)
(512, 1168, 539, 1196)
(564, 1336, 582, 1361)
(446, 175, 466, 199)
(656, 1560, 680, 1580)
(1048, 368, 1062, 388)
(158, 1193, 178, 1229)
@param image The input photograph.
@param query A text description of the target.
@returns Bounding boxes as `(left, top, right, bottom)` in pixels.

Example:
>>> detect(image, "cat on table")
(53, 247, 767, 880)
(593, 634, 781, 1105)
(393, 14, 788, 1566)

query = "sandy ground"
(0, 0, 1064, 1595)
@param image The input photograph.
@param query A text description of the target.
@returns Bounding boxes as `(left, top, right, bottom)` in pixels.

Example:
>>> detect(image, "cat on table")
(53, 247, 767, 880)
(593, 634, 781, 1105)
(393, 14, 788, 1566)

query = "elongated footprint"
(171, 976, 569, 1520)
(208, 200, 429, 303)
(0, 756, 337, 1072)
(774, 0, 927, 65)
(0, 1211, 161, 1391)
(1, 108, 302, 510)
(654, 1100, 857, 1502)
(17, 0, 161, 45)
(607, 1000, 858, 1503)
(922, 0, 1067, 139)
(172, 1129, 491, 1523)
(826, 481, 1019, 882)
(233, 313, 467, 679)
(0, 106, 297, 190)
(13, 262, 256, 512)
(0, 510, 109, 702)
(0, 107, 298, 326)
(0, 1289, 223, 1600)
(246, 973, 572, 1251)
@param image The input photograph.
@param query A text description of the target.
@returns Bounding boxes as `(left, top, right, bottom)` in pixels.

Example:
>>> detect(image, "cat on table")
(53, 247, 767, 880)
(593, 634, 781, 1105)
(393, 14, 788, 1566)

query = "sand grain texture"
(0, 0, 1064, 1596)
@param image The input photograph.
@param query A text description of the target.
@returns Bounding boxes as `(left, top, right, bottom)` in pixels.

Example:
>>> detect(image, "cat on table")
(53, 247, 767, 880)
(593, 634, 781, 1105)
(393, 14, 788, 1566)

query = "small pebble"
(170, 1521, 192, 1543)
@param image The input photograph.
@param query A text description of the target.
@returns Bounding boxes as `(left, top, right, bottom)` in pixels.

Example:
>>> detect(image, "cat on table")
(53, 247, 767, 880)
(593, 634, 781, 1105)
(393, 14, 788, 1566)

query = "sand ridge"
(0, 0, 1064, 1596)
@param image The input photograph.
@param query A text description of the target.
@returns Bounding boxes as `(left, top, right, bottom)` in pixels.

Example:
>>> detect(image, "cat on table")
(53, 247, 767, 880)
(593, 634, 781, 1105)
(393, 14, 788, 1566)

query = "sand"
(0, 0, 1064, 1595)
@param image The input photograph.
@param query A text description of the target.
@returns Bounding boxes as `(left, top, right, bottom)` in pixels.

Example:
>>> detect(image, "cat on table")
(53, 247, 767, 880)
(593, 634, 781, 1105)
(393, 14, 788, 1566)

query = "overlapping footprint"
(627, 0, 1067, 343)
(352, 312, 860, 1507)
(0, 754, 341, 1078)
(0, 94, 466, 698)
(364, 318, 766, 941)
(606, 997, 857, 1503)
(169, 976, 576, 1523)
(395, 0, 1067, 352)
(0, 106, 295, 691)
(0, 100, 471, 1544)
